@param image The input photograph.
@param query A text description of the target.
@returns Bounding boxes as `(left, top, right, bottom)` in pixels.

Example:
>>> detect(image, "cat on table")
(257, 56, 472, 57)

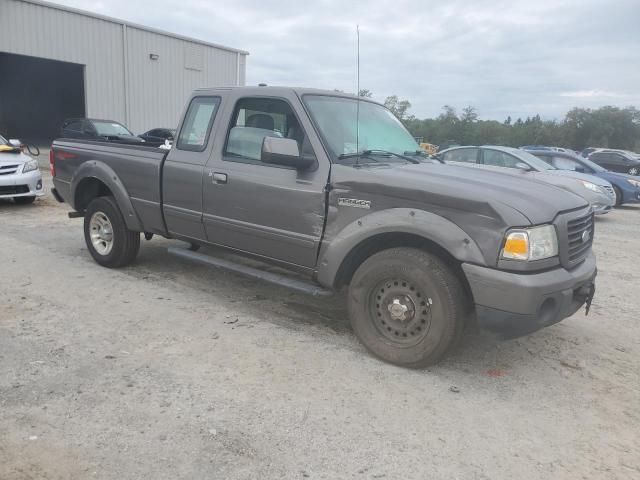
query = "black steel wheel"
(348, 247, 467, 367)
(369, 278, 433, 347)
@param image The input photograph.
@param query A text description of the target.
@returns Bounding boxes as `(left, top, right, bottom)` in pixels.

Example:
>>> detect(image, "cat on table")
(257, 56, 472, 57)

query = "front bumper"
(0, 169, 44, 198)
(463, 251, 597, 337)
(621, 188, 640, 204)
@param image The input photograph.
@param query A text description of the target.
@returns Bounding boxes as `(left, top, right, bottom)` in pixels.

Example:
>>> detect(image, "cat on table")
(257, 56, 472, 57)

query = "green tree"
(384, 95, 412, 121)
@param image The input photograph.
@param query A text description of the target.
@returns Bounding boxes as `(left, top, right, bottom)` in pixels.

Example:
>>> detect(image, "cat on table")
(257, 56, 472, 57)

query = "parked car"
(439, 145, 615, 214)
(60, 118, 146, 145)
(139, 128, 176, 145)
(581, 147, 599, 158)
(526, 149, 640, 206)
(520, 146, 576, 154)
(0, 134, 44, 204)
(50, 87, 597, 367)
(589, 150, 640, 175)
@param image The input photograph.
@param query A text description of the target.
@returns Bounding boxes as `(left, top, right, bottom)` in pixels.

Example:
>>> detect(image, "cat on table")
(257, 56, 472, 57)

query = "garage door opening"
(0, 52, 85, 144)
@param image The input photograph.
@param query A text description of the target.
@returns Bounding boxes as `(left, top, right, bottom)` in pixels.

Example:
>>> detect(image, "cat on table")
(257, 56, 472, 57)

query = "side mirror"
(8, 139, 21, 147)
(261, 137, 314, 169)
(515, 162, 532, 171)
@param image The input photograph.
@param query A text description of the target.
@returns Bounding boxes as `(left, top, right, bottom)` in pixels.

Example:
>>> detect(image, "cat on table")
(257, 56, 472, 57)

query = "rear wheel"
(84, 196, 140, 268)
(348, 248, 467, 368)
(13, 196, 36, 205)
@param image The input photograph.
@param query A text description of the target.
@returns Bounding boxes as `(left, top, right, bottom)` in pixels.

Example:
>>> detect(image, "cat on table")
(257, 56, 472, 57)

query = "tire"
(348, 247, 467, 368)
(13, 196, 36, 205)
(84, 196, 140, 268)
(613, 186, 623, 207)
(628, 167, 639, 176)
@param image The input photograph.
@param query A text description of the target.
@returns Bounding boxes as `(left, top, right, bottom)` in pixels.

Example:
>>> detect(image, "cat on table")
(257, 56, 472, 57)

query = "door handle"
(211, 172, 228, 184)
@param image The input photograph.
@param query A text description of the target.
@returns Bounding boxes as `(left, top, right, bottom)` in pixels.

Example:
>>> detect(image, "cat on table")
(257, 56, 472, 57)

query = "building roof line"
(17, 0, 250, 55)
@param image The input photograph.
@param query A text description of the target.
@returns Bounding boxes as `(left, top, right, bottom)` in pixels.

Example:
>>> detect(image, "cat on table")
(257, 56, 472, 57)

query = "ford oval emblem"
(582, 230, 590, 243)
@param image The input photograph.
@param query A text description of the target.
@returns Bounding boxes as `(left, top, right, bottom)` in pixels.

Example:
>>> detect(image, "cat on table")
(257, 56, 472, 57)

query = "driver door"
(202, 93, 329, 269)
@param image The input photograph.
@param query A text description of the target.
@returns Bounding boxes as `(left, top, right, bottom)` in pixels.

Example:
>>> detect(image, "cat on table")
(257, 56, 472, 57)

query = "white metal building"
(0, 0, 248, 141)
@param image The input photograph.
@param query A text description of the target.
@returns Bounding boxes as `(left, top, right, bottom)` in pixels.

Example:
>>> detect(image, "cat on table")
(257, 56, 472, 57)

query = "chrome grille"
(603, 185, 615, 197)
(0, 164, 19, 175)
(566, 212, 594, 265)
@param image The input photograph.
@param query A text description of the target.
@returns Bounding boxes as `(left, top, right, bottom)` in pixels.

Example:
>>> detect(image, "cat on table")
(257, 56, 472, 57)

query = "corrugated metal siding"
(125, 27, 244, 133)
(0, 0, 247, 135)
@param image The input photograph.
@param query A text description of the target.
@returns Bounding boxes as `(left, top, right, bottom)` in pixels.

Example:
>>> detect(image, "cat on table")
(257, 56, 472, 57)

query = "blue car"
(526, 149, 640, 206)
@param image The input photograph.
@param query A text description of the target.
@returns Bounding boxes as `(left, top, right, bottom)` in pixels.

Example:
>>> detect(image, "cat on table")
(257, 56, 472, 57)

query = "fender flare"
(315, 208, 486, 288)
(70, 160, 143, 231)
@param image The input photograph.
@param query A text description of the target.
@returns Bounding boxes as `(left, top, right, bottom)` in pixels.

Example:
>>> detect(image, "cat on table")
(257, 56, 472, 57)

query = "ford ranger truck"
(50, 87, 597, 367)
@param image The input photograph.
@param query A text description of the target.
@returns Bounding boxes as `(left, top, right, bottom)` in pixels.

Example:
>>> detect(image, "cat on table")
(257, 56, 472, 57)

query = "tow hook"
(579, 284, 596, 315)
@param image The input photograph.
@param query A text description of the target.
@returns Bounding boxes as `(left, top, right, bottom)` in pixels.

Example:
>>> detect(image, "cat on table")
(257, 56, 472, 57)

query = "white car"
(0, 135, 44, 204)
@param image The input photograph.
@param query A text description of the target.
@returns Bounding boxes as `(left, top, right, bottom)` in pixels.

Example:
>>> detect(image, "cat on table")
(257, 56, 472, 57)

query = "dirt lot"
(1, 163, 639, 479)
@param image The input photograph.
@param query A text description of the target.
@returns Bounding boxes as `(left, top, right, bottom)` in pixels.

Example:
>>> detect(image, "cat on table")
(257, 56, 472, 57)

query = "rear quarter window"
(177, 96, 221, 152)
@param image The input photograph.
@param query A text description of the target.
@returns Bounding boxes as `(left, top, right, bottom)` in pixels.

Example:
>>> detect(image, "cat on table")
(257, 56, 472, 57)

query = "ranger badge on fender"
(338, 198, 371, 209)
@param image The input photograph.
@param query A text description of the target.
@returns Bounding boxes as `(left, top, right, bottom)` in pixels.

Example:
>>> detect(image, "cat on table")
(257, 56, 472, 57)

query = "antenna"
(356, 25, 360, 163)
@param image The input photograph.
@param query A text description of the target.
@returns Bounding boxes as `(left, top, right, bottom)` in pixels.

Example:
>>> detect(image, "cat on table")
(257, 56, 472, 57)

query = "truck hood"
(333, 161, 587, 225)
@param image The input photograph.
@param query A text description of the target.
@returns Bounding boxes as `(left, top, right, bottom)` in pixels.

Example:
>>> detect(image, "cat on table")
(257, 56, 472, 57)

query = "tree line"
(358, 90, 640, 151)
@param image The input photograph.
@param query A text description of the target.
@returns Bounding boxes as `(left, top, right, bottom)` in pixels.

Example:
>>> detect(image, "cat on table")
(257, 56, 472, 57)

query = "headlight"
(581, 181, 604, 194)
(22, 160, 38, 173)
(627, 178, 640, 188)
(502, 225, 558, 261)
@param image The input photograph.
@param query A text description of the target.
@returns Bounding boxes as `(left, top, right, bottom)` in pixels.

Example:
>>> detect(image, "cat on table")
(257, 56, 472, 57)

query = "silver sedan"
(0, 135, 44, 204)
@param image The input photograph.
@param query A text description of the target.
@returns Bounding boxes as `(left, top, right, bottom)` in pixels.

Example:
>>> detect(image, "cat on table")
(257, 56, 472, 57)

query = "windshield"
(93, 121, 134, 136)
(303, 95, 420, 163)
(513, 149, 556, 170)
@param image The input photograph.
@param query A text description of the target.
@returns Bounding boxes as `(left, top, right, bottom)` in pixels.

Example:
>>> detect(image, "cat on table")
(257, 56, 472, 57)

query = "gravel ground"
(1, 163, 639, 479)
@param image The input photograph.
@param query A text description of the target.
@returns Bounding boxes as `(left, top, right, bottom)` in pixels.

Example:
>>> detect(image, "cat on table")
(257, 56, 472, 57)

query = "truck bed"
(51, 138, 168, 234)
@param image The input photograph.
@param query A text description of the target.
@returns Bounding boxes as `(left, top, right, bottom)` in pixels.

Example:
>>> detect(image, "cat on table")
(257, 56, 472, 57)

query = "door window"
(483, 150, 522, 168)
(224, 97, 307, 164)
(177, 96, 221, 151)
(443, 148, 478, 163)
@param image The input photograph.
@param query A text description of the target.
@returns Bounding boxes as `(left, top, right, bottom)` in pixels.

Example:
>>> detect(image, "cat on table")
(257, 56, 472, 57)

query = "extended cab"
(50, 87, 597, 367)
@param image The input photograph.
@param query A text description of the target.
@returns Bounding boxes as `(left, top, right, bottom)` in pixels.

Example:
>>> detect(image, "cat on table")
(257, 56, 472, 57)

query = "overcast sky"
(54, 0, 640, 120)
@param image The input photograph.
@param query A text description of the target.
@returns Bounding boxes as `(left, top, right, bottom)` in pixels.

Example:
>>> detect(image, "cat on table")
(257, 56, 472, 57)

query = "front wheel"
(348, 248, 467, 368)
(628, 167, 639, 176)
(84, 196, 140, 268)
(613, 186, 623, 206)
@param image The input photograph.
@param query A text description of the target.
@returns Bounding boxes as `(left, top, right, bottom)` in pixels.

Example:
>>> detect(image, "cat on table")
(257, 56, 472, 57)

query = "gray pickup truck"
(51, 86, 597, 367)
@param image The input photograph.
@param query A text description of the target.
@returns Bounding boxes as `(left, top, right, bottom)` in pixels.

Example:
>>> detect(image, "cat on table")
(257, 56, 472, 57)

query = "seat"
(246, 114, 274, 131)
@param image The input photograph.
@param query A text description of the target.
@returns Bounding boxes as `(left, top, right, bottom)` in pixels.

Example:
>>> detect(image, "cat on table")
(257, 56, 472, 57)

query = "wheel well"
(74, 177, 113, 212)
(333, 233, 473, 300)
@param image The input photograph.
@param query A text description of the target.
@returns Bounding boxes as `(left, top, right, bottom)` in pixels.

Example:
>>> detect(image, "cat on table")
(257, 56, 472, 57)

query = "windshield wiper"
(338, 149, 420, 164)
